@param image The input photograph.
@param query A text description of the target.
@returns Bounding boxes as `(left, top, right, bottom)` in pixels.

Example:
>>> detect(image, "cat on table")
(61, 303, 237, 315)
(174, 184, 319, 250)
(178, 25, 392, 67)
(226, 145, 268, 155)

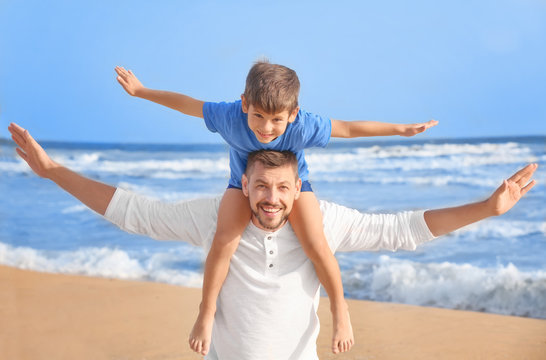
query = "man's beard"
(251, 202, 289, 231)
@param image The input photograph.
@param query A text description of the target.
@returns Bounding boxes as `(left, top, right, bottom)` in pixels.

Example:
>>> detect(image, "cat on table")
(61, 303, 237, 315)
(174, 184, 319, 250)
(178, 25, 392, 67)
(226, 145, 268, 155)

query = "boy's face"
(241, 95, 299, 143)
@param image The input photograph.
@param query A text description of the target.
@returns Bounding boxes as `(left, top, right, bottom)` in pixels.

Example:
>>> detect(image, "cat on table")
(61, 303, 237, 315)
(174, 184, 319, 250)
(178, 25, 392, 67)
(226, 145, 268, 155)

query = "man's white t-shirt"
(104, 188, 435, 360)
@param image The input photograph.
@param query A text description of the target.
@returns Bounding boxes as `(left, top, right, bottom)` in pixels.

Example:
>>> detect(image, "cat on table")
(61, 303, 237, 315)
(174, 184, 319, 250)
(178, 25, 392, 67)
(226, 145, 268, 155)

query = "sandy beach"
(1, 264, 545, 360)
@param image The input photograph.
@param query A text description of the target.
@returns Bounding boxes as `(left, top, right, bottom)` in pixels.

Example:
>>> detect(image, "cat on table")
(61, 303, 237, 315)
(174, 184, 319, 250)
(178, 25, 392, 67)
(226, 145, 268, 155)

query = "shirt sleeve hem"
(103, 187, 130, 226)
(202, 102, 218, 133)
(410, 210, 437, 244)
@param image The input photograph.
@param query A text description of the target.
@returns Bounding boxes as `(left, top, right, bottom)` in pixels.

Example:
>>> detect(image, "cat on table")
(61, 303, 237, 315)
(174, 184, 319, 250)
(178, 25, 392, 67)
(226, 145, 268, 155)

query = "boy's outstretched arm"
(424, 163, 537, 236)
(115, 66, 204, 118)
(331, 119, 438, 138)
(8, 123, 116, 216)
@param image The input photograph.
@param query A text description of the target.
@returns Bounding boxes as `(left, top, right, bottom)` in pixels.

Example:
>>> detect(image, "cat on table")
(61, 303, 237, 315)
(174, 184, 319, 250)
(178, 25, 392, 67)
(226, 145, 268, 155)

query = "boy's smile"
(241, 96, 298, 144)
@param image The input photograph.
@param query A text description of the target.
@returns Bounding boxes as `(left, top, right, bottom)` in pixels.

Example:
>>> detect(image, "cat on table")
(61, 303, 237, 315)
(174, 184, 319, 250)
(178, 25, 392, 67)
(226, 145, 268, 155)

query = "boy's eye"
(254, 113, 263, 118)
(273, 118, 283, 123)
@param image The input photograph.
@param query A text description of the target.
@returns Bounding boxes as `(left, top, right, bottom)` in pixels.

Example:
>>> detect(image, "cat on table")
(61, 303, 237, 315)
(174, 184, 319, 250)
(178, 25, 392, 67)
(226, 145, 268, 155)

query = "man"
(8, 123, 537, 359)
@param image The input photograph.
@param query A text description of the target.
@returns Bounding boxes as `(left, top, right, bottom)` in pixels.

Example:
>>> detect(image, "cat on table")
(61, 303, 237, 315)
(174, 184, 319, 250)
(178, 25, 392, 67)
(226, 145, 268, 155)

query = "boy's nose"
(262, 121, 273, 133)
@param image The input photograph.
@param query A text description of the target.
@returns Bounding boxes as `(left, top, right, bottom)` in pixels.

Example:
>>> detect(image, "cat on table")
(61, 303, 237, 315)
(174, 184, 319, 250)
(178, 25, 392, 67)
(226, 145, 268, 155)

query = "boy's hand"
(115, 66, 145, 96)
(485, 163, 537, 216)
(399, 119, 438, 137)
(8, 123, 58, 179)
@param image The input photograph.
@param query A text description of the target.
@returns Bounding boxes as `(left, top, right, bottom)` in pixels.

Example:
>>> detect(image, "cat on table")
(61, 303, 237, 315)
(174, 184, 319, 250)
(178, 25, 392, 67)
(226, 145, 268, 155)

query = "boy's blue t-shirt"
(203, 100, 332, 188)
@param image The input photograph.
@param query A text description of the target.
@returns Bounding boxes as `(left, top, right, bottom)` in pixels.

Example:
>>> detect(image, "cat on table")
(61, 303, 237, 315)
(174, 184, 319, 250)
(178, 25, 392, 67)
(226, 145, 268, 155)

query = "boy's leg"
(189, 188, 250, 356)
(289, 190, 354, 354)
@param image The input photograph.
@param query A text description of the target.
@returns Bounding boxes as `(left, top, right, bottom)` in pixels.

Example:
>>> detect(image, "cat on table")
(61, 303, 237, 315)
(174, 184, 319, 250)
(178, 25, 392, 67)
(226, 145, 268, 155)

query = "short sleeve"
(296, 110, 332, 148)
(202, 101, 242, 136)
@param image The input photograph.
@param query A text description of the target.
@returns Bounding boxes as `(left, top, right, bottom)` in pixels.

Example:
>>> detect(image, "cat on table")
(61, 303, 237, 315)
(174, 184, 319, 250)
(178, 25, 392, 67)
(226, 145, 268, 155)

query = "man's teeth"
(262, 207, 279, 213)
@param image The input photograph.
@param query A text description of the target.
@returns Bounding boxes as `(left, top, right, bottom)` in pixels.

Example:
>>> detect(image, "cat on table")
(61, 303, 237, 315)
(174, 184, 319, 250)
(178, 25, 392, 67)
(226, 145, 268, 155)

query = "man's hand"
(424, 163, 537, 237)
(486, 163, 537, 216)
(398, 119, 439, 137)
(115, 66, 145, 96)
(8, 123, 116, 215)
(8, 122, 58, 178)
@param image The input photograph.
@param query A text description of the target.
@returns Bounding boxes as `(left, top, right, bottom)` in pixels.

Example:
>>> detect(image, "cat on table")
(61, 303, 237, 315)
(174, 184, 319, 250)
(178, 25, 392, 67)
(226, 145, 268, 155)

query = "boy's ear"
(241, 95, 249, 113)
(241, 174, 250, 197)
(288, 106, 299, 123)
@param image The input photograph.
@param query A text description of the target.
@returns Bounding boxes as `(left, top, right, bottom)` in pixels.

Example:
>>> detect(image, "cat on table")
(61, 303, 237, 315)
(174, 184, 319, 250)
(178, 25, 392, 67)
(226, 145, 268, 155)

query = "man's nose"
(265, 188, 279, 203)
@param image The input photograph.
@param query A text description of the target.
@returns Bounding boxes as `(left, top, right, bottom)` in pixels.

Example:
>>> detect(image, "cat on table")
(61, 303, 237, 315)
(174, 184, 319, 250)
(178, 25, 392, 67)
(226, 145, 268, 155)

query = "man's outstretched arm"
(8, 123, 115, 215)
(424, 163, 537, 237)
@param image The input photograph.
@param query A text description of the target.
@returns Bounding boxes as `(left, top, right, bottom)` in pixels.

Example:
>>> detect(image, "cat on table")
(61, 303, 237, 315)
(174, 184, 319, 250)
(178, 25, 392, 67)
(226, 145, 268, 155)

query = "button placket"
(264, 234, 279, 275)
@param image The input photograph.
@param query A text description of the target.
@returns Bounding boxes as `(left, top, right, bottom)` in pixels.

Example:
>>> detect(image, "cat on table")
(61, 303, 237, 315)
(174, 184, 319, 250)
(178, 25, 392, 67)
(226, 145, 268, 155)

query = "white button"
(267, 236, 272, 240)
(269, 250, 274, 255)
(269, 264, 274, 268)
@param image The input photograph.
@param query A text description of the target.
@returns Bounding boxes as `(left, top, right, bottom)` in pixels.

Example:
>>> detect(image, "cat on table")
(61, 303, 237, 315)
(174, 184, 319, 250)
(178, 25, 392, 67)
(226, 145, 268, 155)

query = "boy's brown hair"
(243, 60, 300, 114)
(245, 150, 299, 181)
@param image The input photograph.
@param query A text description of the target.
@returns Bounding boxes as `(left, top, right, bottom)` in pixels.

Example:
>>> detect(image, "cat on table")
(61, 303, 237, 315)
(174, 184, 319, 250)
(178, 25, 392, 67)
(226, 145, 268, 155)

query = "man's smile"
(260, 204, 282, 217)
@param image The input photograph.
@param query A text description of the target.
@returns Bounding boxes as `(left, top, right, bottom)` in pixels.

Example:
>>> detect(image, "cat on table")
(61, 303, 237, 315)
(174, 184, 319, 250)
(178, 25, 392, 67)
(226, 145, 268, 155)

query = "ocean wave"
(312, 174, 501, 187)
(2, 241, 544, 319)
(0, 242, 204, 287)
(354, 142, 532, 158)
(341, 255, 546, 318)
(455, 219, 546, 238)
(116, 182, 220, 201)
(1, 140, 540, 181)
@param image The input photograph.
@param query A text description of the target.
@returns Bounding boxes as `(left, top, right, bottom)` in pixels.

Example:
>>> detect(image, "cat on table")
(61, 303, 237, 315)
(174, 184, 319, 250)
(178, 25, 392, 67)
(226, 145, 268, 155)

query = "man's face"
(242, 162, 301, 231)
(241, 96, 298, 143)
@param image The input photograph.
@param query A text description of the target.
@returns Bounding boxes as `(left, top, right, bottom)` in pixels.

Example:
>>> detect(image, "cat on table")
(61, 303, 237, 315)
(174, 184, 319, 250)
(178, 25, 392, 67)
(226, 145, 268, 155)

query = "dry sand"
(1, 265, 545, 359)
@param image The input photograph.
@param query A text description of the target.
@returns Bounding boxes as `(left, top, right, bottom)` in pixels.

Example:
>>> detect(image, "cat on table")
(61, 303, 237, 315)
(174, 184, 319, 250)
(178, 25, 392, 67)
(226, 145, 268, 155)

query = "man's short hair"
(243, 60, 300, 114)
(245, 150, 299, 180)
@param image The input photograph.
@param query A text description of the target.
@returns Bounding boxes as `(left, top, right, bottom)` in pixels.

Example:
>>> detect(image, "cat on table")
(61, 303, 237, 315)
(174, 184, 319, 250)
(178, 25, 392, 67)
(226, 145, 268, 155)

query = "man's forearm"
(135, 88, 204, 118)
(47, 164, 116, 216)
(423, 200, 493, 237)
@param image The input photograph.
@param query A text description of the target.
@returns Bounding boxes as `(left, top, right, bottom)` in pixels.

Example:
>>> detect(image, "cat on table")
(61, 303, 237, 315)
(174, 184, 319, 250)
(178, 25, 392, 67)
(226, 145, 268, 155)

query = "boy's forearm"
(423, 201, 493, 237)
(135, 88, 204, 118)
(46, 164, 116, 216)
(331, 120, 403, 138)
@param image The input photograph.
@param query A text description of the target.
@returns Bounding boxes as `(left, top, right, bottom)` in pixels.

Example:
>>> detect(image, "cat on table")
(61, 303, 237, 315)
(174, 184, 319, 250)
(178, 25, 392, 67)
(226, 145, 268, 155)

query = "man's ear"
(294, 178, 302, 200)
(288, 106, 299, 123)
(241, 174, 250, 197)
(241, 95, 249, 113)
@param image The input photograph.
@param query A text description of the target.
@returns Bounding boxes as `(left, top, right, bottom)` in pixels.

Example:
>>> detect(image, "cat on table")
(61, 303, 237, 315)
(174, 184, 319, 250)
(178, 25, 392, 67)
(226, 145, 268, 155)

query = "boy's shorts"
(227, 180, 313, 192)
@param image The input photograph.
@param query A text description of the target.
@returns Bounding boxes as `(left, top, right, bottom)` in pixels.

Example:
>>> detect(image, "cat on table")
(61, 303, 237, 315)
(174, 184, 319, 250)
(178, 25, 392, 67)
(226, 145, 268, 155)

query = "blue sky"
(1, 0, 545, 144)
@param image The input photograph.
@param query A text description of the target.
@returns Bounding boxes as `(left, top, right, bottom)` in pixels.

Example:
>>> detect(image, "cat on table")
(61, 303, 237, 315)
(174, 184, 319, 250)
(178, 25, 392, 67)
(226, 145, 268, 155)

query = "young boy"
(115, 61, 438, 356)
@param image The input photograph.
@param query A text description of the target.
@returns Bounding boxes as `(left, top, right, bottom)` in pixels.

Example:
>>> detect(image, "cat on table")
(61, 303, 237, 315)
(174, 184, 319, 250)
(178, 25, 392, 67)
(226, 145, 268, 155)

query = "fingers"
(11, 131, 26, 148)
(15, 147, 28, 161)
(117, 76, 129, 88)
(508, 163, 538, 185)
(520, 179, 536, 197)
(415, 125, 426, 134)
(8, 122, 27, 141)
(115, 66, 133, 80)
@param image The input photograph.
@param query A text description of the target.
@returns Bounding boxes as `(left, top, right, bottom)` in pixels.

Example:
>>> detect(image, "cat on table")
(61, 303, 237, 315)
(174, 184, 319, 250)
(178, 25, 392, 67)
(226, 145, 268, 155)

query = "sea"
(1, 135, 545, 319)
